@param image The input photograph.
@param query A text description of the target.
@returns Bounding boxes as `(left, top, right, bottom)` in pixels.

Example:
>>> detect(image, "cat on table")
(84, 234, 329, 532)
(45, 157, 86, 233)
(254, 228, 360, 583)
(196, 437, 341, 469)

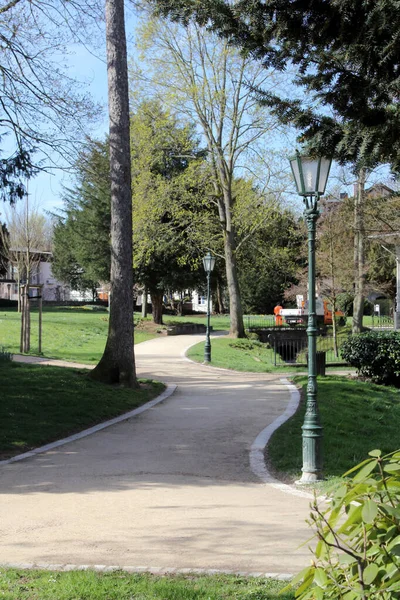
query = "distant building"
(0, 255, 71, 301)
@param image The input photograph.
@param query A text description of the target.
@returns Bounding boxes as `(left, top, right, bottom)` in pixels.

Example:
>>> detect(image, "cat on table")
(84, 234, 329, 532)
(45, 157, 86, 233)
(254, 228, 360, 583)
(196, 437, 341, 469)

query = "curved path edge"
(0, 562, 292, 579)
(249, 379, 313, 499)
(0, 384, 177, 468)
(182, 340, 314, 499)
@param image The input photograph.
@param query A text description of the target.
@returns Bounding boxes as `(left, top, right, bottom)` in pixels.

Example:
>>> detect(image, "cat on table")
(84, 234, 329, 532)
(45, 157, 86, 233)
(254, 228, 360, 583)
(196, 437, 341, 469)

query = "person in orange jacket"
(274, 303, 283, 326)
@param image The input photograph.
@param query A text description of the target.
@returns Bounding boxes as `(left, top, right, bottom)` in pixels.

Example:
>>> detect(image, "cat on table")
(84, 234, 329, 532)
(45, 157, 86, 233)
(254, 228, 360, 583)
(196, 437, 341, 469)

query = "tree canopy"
(0, 0, 101, 201)
(147, 0, 400, 171)
(130, 100, 213, 323)
(52, 140, 111, 293)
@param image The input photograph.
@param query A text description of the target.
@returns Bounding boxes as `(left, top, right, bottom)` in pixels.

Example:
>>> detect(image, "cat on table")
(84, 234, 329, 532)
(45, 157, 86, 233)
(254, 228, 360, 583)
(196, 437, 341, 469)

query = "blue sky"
(30, 42, 109, 216)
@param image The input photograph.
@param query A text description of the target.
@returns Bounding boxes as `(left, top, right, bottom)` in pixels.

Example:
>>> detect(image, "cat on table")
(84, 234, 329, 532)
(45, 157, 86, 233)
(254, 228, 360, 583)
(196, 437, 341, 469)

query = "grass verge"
(186, 337, 351, 374)
(0, 309, 233, 364)
(186, 337, 286, 373)
(0, 308, 157, 364)
(0, 361, 165, 459)
(268, 375, 400, 484)
(0, 569, 293, 599)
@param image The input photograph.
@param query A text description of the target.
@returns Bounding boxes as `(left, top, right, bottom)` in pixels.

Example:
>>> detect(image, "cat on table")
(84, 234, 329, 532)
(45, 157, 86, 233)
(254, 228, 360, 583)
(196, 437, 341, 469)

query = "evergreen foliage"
(236, 203, 303, 314)
(130, 100, 213, 322)
(286, 449, 400, 599)
(148, 0, 400, 170)
(52, 140, 111, 293)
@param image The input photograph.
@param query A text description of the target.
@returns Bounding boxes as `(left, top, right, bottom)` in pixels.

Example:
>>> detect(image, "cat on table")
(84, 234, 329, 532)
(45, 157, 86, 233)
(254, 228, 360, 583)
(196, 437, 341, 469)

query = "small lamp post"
(203, 251, 216, 363)
(289, 151, 332, 483)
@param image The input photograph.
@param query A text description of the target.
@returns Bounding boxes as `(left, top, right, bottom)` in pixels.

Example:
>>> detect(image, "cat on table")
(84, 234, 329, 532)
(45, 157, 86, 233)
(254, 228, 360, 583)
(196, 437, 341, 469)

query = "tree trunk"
(332, 298, 339, 358)
(90, 0, 137, 387)
(224, 228, 245, 337)
(177, 292, 183, 317)
(20, 285, 25, 352)
(216, 277, 225, 314)
(151, 291, 163, 325)
(17, 273, 21, 312)
(352, 168, 366, 334)
(141, 287, 148, 318)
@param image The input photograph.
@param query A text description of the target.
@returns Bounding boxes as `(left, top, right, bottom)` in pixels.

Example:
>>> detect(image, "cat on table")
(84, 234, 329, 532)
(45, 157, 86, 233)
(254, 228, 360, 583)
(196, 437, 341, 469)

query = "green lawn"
(268, 375, 400, 483)
(163, 313, 231, 331)
(0, 569, 293, 600)
(0, 308, 156, 364)
(0, 360, 164, 459)
(186, 337, 330, 373)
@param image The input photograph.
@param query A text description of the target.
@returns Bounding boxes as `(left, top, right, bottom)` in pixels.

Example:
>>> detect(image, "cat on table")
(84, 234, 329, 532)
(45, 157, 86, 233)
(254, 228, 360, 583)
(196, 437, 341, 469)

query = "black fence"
(267, 334, 349, 366)
(245, 315, 308, 329)
(370, 315, 394, 329)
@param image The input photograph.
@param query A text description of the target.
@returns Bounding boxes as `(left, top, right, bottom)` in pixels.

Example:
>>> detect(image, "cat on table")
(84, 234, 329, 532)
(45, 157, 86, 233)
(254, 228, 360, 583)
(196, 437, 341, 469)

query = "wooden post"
(38, 292, 42, 354)
(20, 285, 25, 352)
(25, 289, 30, 352)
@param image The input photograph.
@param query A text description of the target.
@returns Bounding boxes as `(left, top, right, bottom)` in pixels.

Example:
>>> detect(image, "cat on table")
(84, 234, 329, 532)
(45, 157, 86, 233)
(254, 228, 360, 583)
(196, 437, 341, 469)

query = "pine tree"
(148, 0, 400, 171)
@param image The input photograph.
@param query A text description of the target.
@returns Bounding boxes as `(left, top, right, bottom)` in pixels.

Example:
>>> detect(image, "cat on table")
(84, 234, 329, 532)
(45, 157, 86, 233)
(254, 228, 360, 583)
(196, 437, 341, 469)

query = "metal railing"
(245, 315, 306, 329)
(370, 315, 394, 329)
(267, 334, 348, 366)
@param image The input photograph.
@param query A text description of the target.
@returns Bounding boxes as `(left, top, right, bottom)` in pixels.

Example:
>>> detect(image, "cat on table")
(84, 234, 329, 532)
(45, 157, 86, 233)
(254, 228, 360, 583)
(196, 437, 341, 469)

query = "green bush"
(0, 347, 12, 362)
(246, 331, 260, 342)
(287, 449, 400, 599)
(0, 299, 17, 308)
(341, 331, 400, 386)
(229, 338, 262, 351)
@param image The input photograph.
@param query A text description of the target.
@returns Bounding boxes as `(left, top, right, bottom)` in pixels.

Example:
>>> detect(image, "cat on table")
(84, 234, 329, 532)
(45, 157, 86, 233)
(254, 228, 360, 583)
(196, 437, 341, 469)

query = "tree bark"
(151, 290, 163, 325)
(224, 227, 245, 337)
(90, 0, 137, 387)
(141, 287, 148, 318)
(352, 168, 366, 334)
(216, 277, 225, 314)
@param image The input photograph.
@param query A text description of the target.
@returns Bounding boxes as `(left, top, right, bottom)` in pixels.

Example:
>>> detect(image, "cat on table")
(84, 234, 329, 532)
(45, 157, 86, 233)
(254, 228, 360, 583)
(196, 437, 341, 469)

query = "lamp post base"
(204, 338, 211, 363)
(296, 471, 324, 485)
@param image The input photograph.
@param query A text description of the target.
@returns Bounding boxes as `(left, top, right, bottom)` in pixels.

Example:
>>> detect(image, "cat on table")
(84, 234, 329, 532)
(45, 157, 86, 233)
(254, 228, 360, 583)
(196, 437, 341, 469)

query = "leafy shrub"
(0, 346, 12, 362)
(0, 299, 17, 308)
(246, 331, 260, 342)
(229, 338, 263, 351)
(286, 449, 400, 600)
(341, 331, 400, 386)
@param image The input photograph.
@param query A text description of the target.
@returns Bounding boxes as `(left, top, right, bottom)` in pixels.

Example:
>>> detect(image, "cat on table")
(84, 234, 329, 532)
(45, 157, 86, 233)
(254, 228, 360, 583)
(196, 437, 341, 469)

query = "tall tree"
(90, 0, 137, 387)
(316, 198, 353, 351)
(229, 178, 303, 313)
(133, 16, 286, 337)
(52, 140, 111, 292)
(130, 100, 214, 324)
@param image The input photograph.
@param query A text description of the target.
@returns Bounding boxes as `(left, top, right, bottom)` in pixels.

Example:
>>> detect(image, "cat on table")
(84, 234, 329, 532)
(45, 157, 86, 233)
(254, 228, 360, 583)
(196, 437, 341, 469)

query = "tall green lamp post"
(203, 251, 216, 363)
(289, 152, 332, 483)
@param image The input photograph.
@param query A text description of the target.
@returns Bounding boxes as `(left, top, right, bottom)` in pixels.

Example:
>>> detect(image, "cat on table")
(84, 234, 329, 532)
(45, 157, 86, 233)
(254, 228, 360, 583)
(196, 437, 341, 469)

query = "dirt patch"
(135, 320, 167, 335)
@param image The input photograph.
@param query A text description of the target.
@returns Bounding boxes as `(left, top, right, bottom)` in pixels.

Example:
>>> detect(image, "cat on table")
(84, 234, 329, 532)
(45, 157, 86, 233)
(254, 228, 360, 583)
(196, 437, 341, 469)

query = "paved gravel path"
(1, 335, 313, 574)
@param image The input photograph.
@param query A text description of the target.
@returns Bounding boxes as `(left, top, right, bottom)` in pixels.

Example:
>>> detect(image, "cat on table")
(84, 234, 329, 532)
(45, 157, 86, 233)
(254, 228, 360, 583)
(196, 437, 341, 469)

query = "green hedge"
(0, 299, 17, 308)
(341, 331, 400, 386)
